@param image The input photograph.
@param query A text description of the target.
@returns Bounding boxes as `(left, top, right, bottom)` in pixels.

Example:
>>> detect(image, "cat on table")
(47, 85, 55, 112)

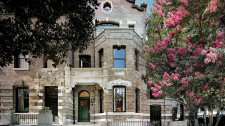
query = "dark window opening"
(113, 86, 126, 112)
(45, 86, 58, 121)
(113, 46, 126, 68)
(150, 105, 161, 126)
(14, 54, 28, 68)
(129, 24, 135, 29)
(99, 89, 104, 113)
(16, 87, 29, 113)
(135, 50, 139, 71)
(172, 101, 184, 121)
(72, 51, 75, 68)
(135, 88, 140, 113)
(99, 49, 104, 67)
(43, 59, 48, 68)
(79, 55, 91, 68)
(103, 2, 111, 12)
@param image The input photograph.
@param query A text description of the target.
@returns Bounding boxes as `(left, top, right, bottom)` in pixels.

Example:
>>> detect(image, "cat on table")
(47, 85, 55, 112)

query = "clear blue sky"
(136, 0, 155, 17)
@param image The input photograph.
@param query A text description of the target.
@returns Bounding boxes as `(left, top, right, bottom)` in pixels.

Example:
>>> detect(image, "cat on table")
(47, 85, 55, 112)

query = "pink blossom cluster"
(181, 78, 189, 86)
(211, 32, 224, 48)
(186, 91, 194, 97)
(180, 0, 188, 6)
(195, 96, 203, 106)
(150, 83, 163, 97)
(193, 48, 202, 55)
(148, 61, 155, 70)
(159, 80, 171, 87)
(168, 53, 176, 61)
(178, 47, 186, 55)
(186, 36, 192, 44)
(204, 50, 218, 64)
(163, 72, 170, 80)
(157, 0, 172, 5)
(152, 3, 164, 17)
(195, 72, 204, 79)
(209, 0, 222, 13)
(171, 73, 181, 81)
(203, 84, 210, 90)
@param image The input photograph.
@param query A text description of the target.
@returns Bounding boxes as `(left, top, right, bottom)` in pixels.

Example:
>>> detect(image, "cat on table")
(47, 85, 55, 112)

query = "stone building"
(0, 0, 184, 125)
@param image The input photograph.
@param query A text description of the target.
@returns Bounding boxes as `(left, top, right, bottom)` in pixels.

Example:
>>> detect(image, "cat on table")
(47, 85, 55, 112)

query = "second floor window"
(113, 46, 125, 68)
(79, 55, 91, 68)
(99, 49, 103, 67)
(14, 54, 29, 68)
(135, 50, 139, 71)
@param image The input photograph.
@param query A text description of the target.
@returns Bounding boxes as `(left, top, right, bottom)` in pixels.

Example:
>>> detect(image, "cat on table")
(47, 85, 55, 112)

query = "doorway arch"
(78, 90, 90, 122)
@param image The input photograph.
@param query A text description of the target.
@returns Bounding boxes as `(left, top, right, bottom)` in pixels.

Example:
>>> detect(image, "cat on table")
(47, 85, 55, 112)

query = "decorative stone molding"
(41, 71, 64, 86)
(107, 79, 132, 89)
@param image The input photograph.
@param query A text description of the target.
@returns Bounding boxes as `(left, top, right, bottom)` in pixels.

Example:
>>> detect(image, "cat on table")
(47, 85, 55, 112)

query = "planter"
(38, 110, 53, 126)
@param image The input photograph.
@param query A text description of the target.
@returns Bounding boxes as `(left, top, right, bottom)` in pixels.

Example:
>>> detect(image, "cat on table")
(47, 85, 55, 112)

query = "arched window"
(113, 86, 126, 112)
(79, 91, 90, 97)
(96, 23, 119, 36)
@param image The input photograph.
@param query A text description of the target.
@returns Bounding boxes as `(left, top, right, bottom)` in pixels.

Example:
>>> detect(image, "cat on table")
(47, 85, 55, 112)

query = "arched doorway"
(78, 90, 90, 122)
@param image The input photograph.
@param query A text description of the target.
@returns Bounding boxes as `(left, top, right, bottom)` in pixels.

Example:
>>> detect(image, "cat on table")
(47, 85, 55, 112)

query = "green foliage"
(0, 0, 99, 67)
(41, 106, 50, 111)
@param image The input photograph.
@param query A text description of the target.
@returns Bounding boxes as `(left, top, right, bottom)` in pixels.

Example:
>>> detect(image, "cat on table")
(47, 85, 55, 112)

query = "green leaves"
(0, 0, 98, 67)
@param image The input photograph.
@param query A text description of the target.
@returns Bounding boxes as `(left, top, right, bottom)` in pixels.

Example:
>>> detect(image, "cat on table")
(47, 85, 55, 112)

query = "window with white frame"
(113, 86, 126, 112)
(14, 54, 29, 68)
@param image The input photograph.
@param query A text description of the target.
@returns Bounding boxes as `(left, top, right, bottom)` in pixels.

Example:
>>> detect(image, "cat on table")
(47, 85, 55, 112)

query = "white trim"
(13, 68, 29, 71)
(127, 21, 136, 25)
(127, 119, 150, 121)
(90, 119, 113, 122)
(107, 79, 132, 89)
(58, 93, 63, 96)
(58, 106, 63, 109)
(58, 99, 63, 103)
(120, 21, 123, 25)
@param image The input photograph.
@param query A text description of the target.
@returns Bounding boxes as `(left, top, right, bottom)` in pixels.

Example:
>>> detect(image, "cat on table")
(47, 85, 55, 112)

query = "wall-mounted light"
(90, 99, 95, 106)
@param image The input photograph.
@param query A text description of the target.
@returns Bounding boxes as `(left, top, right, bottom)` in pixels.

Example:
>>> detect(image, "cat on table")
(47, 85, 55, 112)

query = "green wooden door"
(78, 98, 90, 122)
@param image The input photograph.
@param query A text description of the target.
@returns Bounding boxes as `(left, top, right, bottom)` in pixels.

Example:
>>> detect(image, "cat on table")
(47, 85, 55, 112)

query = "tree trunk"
(188, 110, 198, 126)
(203, 108, 207, 126)
(215, 109, 222, 126)
(208, 109, 213, 126)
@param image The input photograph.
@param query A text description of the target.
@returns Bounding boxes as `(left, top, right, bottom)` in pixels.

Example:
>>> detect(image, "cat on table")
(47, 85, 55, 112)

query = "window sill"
(41, 68, 58, 71)
(13, 68, 29, 71)
(112, 68, 127, 70)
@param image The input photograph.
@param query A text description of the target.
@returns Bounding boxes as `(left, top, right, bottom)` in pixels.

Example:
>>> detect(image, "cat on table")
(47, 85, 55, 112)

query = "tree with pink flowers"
(144, 0, 225, 125)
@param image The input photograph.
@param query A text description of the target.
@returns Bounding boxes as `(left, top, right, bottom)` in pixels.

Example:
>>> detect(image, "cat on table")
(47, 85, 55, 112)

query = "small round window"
(103, 2, 112, 12)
